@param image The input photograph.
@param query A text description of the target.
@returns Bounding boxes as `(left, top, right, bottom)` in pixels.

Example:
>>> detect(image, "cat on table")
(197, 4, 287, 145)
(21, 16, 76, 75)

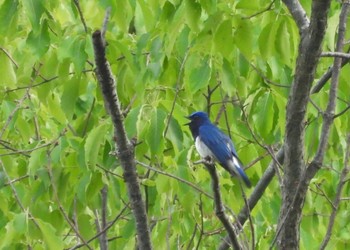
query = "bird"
(185, 111, 251, 188)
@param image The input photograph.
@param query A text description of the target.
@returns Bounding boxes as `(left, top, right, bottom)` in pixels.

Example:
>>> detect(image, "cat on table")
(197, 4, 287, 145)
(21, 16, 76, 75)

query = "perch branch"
(204, 162, 242, 250)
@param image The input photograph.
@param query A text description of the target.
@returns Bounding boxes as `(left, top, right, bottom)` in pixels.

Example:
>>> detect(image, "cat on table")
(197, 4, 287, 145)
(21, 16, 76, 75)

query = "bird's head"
(185, 111, 210, 138)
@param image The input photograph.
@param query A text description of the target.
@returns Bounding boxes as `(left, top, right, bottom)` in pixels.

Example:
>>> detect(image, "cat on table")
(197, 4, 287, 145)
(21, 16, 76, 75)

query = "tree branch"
(204, 162, 242, 250)
(311, 52, 350, 94)
(92, 30, 152, 250)
(321, 51, 350, 59)
(306, 0, 349, 182)
(275, 1, 342, 248)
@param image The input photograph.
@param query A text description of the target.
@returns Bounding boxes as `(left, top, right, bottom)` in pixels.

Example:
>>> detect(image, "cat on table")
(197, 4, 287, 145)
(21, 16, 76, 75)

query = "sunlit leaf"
(146, 108, 167, 155)
(37, 219, 64, 249)
(0, 52, 16, 87)
(85, 123, 108, 168)
(187, 55, 211, 93)
(0, 0, 18, 35)
(214, 20, 233, 57)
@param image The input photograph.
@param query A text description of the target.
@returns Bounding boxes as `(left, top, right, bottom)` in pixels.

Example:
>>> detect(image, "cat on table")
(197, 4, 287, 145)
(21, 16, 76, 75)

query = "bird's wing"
(199, 124, 251, 187)
(198, 124, 235, 164)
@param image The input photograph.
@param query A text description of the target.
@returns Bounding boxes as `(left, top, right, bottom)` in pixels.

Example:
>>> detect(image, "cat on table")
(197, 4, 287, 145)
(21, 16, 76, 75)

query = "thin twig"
(73, 0, 88, 33)
(243, 0, 276, 19)
(0, 47, 18, 68)
(164, 50, 189, 137)
(70, 205, 129, 250)
(5, 69, 93, 93)
(4, 174, 29, 186)
(135, 160, 212, 199)
(250, 63, 290, 88)
(321, 51, 350, 59)
(311, 47, 350, 94)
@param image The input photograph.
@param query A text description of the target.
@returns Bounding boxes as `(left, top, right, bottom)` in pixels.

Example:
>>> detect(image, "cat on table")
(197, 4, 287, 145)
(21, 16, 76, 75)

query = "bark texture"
(92, 30, 152, 250)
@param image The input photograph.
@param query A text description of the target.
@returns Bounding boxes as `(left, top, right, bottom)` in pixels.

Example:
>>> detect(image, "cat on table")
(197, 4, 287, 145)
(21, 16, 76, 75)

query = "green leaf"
(61, 77, 81, 120)
(214, 20, 233, 57)
(0, 0, 18, 34)
(47, 93, 66, 124)
(0, 52, 16, 88)
(76, 173, 91, 202)
(26, 19, 50, 58)
(187, 55, 211, 93)
(137, 0, 155, 31)
(13, 213, 27, 234)
(146, 108, 167, 155)
(165, 116, 183, 152)
(221, 58, 235, 95)
(233, 19, 254, 59)
(58, 37, 88, 73)
(124, 106, 141, 138)
(0, 220, 16, 248)
(22, 0, 44, 33)
(275, 19, 292, 66)
(185, 0, 201, 32)
(85, 123, 108, 168)
(141, 178, 156, 187)
(71, 37, 88, 73)
(37, 219, 64, 249)
(258, 22, 278, 59)
(28, 148, 46, 178)
(254, 91, 274, 143)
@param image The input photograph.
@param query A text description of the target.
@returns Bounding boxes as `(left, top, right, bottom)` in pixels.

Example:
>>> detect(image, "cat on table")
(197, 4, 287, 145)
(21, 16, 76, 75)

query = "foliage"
(0, 0, 349, 249)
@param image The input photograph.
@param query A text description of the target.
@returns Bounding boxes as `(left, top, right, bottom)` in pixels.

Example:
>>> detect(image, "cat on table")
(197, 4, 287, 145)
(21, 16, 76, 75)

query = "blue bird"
(185, 111, 251, 188)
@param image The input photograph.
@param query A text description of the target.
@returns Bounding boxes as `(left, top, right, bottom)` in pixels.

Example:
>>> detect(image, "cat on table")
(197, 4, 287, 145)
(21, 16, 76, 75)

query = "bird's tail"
(235, 167, 251, 188)
(230, 156, 252, 188)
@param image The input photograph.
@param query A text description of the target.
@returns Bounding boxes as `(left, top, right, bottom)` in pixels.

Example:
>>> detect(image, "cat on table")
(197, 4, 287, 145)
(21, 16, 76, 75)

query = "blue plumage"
(186, 111, 251, 188)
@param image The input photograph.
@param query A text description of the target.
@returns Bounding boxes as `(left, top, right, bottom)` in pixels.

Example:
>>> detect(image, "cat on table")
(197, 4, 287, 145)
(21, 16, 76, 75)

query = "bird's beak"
(183, 116, 191, 126)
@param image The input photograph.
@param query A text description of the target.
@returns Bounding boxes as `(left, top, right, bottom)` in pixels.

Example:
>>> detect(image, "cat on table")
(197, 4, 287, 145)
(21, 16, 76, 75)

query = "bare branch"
(92, 30, 152, 249)
(99, 186, 108, 250)
(306, 0, 349, 181)
(311, 48, 350, 94)
(203, 162, 242, 250)
(275, 1, 343, 248)
(321, 51, 350, 59)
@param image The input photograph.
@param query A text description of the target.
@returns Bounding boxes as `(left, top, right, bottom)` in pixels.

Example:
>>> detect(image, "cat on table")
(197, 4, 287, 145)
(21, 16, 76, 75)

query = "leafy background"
(0, 0, 349, 249)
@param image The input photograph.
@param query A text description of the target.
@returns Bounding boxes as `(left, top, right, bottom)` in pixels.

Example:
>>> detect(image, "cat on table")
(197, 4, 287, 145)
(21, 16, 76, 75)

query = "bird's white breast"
(195, 136, 213, 159)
